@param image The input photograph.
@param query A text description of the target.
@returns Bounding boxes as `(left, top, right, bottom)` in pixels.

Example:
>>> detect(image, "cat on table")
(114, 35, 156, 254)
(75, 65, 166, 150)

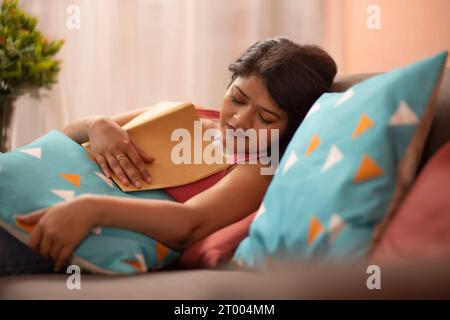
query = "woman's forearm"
(62, 115, 106, 144)
(62, 106, 151, 144)
(85, 195, 197, 250)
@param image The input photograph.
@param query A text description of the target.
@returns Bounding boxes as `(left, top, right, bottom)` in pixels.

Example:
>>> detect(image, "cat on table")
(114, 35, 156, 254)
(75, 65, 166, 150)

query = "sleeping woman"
(0, 37, 337, 275)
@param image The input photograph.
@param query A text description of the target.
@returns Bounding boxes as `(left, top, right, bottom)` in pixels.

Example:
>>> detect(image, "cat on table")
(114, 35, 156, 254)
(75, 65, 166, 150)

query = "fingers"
(125, 146, 152, 184)
(50, 242, 64, 264)
(94, 153, 112, 178)
(40, 237, 73, 272)
(16, 209, 45, 224)
(105, 153, 144, 188)
(38, 233, 53, 259)
(105, 154, 130, 186)
(116, 155, 142, 188)
(94, 139, 154, 187)
(131, 139, 154, 163)
(28, 225, 72, 272)
(28, 224, 43, 252)
(55, 246, 74, 272)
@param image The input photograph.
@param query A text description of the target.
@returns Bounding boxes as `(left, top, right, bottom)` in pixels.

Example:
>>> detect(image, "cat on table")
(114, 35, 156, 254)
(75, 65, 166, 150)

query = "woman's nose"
(233, 106, 254, 130)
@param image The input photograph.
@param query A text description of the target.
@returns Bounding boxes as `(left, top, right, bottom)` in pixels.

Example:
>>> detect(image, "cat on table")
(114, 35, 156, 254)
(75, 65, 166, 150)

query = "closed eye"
(232, 96, 274, 124)
(259, 114, 274, 124)
(231, 96, 245, 105)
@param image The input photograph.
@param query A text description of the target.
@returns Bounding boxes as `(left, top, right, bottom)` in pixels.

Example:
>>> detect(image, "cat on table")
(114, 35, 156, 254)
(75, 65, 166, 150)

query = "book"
(82, 101, 231, 192)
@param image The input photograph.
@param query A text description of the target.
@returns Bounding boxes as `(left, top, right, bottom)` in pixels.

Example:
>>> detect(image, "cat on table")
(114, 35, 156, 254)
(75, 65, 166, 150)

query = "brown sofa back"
(330, 68, 450, 170)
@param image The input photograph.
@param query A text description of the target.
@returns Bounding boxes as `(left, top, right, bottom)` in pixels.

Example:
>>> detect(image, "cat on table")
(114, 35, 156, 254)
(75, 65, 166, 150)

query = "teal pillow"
(0, 130, 179, 274)
(233, 51, 448, 270)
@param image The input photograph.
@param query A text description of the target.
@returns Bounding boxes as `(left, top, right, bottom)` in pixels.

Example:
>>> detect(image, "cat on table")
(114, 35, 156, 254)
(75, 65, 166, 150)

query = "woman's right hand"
(86, 116, 153, 188)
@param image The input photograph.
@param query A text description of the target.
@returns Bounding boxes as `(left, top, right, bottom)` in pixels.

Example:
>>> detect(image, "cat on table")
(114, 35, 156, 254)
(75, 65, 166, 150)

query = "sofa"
(1, 69, 450, 300)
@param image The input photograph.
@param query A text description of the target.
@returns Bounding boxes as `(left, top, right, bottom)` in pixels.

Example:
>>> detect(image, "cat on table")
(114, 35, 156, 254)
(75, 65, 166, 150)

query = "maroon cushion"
(177, 211, 257, 269)
(371, 140, 450, 263)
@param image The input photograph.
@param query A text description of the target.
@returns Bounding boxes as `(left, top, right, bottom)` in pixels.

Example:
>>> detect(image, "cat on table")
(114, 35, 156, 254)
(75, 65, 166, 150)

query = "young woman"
(0, 37, 337, 274)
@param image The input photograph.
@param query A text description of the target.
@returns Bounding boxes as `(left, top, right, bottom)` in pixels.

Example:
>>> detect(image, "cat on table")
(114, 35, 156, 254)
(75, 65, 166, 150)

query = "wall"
(325, 0, 450, 75)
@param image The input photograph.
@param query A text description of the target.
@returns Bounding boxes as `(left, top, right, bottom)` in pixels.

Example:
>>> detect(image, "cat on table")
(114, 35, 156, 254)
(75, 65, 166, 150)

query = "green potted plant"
(0, 0, 63, 152)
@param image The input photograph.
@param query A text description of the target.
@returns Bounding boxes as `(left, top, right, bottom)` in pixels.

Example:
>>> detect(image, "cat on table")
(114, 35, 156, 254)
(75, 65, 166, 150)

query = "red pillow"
(177, 211, 257, 269)
(371, 140, 450, 264)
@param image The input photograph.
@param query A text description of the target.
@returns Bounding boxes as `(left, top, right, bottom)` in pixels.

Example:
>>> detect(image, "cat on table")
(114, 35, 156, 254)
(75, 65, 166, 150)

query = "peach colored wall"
(324, 0, 450, 75)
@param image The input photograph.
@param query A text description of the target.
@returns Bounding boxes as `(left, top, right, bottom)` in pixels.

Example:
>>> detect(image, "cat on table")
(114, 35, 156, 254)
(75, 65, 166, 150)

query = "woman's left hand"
(16, 196, 98, 272)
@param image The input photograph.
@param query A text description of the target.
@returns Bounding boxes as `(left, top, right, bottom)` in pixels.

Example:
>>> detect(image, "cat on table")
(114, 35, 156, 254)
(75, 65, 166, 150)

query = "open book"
(82, 101, 231, 192)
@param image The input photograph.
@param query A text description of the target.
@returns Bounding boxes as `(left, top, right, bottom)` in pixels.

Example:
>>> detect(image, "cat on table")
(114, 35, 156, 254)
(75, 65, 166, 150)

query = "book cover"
(82, 101, 231, 192)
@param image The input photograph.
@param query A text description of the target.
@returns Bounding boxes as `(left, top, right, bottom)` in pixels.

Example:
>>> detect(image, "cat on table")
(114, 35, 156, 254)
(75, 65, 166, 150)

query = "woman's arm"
(62, 106, 152, 144)
(62, 103, 205, 145)
(18, 162, 272, 269)
(87, 163, 272, 250)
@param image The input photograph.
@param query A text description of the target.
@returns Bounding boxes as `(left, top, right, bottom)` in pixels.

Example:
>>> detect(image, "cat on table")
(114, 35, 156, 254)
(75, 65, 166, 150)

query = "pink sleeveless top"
(163, 108, 258, 203)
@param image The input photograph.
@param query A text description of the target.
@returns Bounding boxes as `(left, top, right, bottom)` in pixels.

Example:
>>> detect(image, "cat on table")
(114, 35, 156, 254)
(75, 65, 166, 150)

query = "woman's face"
(219, 74, 288, 154)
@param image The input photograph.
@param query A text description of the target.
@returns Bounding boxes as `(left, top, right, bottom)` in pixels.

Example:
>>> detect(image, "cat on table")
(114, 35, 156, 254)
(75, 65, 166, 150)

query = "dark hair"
(228, 37, 337, 156)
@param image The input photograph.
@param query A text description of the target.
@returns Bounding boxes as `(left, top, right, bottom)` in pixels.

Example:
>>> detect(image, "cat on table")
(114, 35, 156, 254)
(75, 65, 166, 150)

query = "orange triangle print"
(352, 113, 374, 138)
(304, 134, 321, 156)
(16, 219, 36, 233)
(308, 215, 324, 245)
(59, 173, 81, 188)
(156, 241, 169, 263)
(123, 259, 146, 273)
(354, 155, 384, 183)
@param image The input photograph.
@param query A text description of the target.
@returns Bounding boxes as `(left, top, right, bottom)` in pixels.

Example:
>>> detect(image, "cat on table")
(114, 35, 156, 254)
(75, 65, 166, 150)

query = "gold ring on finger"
(115, 154, 127, 161)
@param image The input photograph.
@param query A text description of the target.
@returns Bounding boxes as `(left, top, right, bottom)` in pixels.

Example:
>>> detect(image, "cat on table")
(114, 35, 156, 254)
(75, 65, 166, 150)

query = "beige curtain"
(12, 0, 325, 148)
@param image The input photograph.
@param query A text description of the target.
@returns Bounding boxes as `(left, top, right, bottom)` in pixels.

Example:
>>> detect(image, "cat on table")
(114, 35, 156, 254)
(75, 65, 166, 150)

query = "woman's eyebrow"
(233, 85, 280, 119)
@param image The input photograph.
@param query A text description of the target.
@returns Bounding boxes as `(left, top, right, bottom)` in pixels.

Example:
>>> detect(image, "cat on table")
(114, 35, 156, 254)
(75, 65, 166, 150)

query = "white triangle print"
(389, 101, 419, 126)
(234, 258, 244, 267)
(305, 102, 320, 119)
(136, 254, 148, 271)
(328, 213, 346, 243)
(91, 227, 102, 235)
(282, 150, 297, 175)
(94, 171, 114, 188)
(335, 88, 354, 106)
(254, 203, 266, 221)
(51, 189, 75, 201)
(321, 145, 344, 172)
(18, 147, 41, 159)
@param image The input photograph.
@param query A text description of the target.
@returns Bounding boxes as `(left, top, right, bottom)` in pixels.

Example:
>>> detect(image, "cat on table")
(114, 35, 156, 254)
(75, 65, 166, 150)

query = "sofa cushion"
(371, 140, 450, 263)
(178, 211, 257, 269)
(232, 51, 448, 270)
(0, 269, 262, 299)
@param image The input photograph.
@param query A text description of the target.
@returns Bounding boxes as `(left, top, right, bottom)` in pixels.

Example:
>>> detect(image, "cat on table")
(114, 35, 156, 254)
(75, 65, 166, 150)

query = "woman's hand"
(87, 116, 154, 188)
(16, 196, 99, 272)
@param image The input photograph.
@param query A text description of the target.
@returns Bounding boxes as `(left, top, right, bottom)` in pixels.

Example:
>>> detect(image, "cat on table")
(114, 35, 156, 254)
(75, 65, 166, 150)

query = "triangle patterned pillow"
(0, 130, 179, 274)
(232, 51, 448, 270)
